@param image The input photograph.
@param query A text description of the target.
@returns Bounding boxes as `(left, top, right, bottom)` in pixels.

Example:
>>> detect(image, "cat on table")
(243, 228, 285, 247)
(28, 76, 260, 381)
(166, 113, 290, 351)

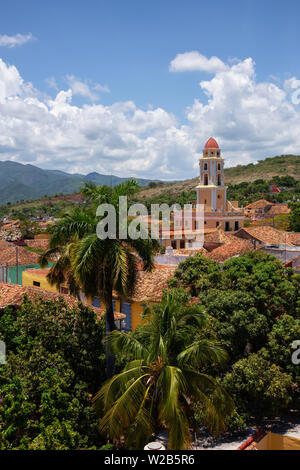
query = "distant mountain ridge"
(0, 154, 299, 205)
(0, 161, 159, 204)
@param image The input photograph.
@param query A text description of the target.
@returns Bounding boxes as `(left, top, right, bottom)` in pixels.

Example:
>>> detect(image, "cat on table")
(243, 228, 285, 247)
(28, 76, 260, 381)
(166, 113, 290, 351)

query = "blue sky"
(0, 0, 300, 179)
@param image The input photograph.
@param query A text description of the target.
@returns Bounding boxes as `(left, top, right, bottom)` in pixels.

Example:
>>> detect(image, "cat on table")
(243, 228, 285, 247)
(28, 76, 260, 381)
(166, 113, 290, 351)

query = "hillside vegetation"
(138, 155, 300, 200)
(0, 161, 158, 204)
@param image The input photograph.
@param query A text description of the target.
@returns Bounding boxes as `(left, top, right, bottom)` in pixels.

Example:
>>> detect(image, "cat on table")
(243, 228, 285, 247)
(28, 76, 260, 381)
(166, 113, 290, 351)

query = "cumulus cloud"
(0, 33, 34, 48)
(65, 75, 110, 101)
(170, 51, 228, 73)
(0, 54, 300, 179)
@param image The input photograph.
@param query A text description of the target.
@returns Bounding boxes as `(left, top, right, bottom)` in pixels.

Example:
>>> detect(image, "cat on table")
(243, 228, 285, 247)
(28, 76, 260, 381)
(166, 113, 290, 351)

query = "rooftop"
(204, 137, 219, 149)
(245, 199, 272, 210)
(0, 242, 40, 266)
(0, 282, 125, 321)
(204, 227, 236, 245)
(235, 226, 298, 246)
(129, 266, 176, 302)
(207, 239, 255, 262)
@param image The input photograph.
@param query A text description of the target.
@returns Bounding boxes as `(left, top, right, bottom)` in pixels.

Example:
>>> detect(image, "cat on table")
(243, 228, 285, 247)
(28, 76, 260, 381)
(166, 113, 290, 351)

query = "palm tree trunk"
(105, 296, 116, 378)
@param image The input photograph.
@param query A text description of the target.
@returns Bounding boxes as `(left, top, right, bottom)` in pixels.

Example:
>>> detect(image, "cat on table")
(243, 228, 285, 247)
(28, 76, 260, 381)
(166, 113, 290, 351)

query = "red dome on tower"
(204, 137, 219, 149)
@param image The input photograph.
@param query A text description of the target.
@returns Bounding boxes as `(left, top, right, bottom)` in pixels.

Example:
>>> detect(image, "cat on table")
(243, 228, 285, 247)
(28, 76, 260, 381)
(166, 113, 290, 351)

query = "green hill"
(137, 154, 300, 200)
(0, 154, 299, 205)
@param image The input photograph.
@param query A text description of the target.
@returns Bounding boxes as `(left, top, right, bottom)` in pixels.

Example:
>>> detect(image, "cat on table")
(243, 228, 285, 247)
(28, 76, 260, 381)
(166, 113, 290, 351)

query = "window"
(180, 240, 185, 249)
(204, 163, 208, 170)
(211, 151, 214, 156)
(171, 240, 177, 249)
(218, 163, 221, 170)
(92, 297, 101, 308)
(217, 151, 220, 157)
(204, 199, 207, 204)
(234, 221, 239, 231)
(216, 222, 219, 227)
(121, 302, 132, 332)
(225, 221, 230, 232)
(33, 281, 40, 287)
(204, 174, 208, 186)
(217, 195, 221, 199)
(217, 174, 221, 186)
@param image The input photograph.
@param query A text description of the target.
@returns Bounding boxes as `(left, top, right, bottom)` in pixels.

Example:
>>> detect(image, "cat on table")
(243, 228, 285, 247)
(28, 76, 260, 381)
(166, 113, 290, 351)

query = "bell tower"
(196, 137, 226, 212)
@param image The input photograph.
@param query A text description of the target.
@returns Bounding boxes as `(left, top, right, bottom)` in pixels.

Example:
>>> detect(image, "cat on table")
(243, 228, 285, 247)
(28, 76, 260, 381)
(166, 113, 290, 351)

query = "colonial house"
(22, 265, 176, 332)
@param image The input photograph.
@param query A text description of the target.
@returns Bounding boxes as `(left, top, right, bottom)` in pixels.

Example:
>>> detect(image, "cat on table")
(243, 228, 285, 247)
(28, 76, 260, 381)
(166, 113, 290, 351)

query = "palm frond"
(107, 330, 149, 360)
(177, 339, 228, 369)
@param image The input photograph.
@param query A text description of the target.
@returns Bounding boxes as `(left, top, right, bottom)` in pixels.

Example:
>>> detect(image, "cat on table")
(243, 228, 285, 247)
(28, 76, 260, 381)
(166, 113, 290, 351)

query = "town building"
(22, 265, 176, 332)
(161, 138, 245, 250)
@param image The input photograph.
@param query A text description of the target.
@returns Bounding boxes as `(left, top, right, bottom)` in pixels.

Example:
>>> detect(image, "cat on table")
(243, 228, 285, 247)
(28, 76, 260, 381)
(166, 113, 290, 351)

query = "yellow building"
(22, 265, 175, 332)
(196, 137, 245, 232)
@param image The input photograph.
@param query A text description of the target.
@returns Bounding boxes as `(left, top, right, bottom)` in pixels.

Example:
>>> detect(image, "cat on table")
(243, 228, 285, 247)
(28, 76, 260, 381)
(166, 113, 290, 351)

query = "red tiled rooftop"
(0, 283, 125, 321)
(235, 226, 297, 246)
(207, 239, 255, 262)
(245, 199, 272, 210)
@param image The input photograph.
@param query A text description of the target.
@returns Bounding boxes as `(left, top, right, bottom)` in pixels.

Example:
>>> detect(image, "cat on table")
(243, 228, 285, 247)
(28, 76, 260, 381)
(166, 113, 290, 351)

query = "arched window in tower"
(204, 163, 208, 170)
(204, 174, 208, 186)
(217, 174, 221, 186)
(218, 163, 221, 171)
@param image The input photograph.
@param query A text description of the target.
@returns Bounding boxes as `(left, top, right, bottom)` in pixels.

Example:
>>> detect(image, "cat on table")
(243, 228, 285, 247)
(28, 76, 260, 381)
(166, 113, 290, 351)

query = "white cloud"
(170, 51, 228, 73)
(65, 75, 110, 101)
(45, 76, 58, 90)
(0, 33, 34, 48)
(0, 54, 300, 180)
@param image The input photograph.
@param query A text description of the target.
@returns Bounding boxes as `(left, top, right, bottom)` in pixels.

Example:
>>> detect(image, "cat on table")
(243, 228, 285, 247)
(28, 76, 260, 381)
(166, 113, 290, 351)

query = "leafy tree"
(288, 202, 300, 232)
(222, 250, 300, 320)
(168, 254, 222, 297)
(260, 315, 300, 377)
(222, 353, 294, 418)
(198, 289, 269, 360)
(0, 296, 106, 449)
(40, 181, 160, 377)
(93, 291, 233, 450)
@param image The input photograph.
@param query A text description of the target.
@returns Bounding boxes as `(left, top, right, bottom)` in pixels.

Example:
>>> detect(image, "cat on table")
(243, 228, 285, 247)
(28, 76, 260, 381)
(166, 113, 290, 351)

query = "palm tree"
(93, 290, 234, 450)
(40, 180, 160, 377)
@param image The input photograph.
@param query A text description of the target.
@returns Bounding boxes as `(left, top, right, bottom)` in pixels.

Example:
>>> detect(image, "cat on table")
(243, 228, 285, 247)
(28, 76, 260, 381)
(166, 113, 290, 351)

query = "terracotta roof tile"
(129, 266, 176, 302)
(0, 282, 124, 321)
(204, 228, 236, 244)
(245, 199, 272, 210)
(207, 239, 255, 262)
(0, 244, 40, 266)
(235, 226, 296, 246)
(266, 204, 291, 216)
